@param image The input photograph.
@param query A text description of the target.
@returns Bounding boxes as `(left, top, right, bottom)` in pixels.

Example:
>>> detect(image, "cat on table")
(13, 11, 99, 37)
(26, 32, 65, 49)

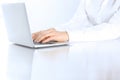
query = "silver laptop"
(1, 3, 68, 48)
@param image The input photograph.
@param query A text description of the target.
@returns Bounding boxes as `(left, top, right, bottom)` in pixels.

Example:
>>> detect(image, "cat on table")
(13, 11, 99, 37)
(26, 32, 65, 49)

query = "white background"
(0, 0, 80, 35)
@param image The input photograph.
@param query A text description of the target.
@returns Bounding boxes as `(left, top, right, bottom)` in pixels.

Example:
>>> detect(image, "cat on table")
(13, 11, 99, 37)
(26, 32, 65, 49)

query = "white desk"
(0, 39, 120, 80)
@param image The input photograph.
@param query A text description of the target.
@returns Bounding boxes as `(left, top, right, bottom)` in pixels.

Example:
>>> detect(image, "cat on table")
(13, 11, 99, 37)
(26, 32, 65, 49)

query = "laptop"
(1, 2, 68, 48)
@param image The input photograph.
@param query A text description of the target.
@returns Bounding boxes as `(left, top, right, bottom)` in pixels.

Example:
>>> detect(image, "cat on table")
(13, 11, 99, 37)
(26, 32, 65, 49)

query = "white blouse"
(59, 0, 120, 42)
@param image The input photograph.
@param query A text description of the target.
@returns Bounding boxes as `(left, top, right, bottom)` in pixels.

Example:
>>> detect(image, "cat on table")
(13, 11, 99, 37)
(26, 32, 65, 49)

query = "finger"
(35, 32, 56, 42)
(32, 33, 37, 40)
(33, 28, 56, 42)
(34, 29, 56, 42)
(32, 31, 44, 42)
(42, 36, 56, 43)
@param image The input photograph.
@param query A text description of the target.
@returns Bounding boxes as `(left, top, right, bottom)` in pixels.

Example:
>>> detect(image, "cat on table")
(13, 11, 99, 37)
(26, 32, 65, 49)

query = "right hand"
(32, 28, 69, 43)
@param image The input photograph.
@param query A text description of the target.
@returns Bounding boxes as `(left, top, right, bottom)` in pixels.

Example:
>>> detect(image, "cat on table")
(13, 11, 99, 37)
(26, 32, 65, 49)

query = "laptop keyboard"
(33, 41, 57, 45)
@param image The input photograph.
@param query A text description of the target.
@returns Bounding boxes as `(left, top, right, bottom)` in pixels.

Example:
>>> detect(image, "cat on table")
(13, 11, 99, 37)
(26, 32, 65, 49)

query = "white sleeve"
(67, 9, 120, 42)
(109, 9, 120, 24)
(67, 23, 120, 42)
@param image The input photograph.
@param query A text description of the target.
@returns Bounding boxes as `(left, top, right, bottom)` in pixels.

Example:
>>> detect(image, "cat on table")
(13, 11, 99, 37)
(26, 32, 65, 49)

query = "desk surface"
(0, 39, 120, 80)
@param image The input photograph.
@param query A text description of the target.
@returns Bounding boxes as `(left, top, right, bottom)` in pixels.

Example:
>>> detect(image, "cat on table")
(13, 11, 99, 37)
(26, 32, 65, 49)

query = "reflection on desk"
(31, 46, 69, 80)
(1, 39, 120, 80)
(7, 45, 34, 80)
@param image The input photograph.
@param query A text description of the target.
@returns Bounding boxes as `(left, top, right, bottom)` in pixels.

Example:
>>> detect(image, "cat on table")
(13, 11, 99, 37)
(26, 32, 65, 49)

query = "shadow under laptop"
(7, 44, 35, 80)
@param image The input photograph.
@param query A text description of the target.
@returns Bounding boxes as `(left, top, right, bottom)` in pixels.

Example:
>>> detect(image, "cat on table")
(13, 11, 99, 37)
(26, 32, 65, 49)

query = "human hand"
(32, 28, 69, 43)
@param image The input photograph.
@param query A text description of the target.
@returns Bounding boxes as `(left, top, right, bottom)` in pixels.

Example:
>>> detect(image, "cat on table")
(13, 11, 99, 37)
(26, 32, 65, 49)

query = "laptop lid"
(2, 3, 35, 47)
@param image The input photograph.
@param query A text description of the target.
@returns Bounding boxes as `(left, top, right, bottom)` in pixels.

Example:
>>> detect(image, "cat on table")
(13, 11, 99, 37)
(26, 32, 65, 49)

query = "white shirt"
(59, 0, 120, 42)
